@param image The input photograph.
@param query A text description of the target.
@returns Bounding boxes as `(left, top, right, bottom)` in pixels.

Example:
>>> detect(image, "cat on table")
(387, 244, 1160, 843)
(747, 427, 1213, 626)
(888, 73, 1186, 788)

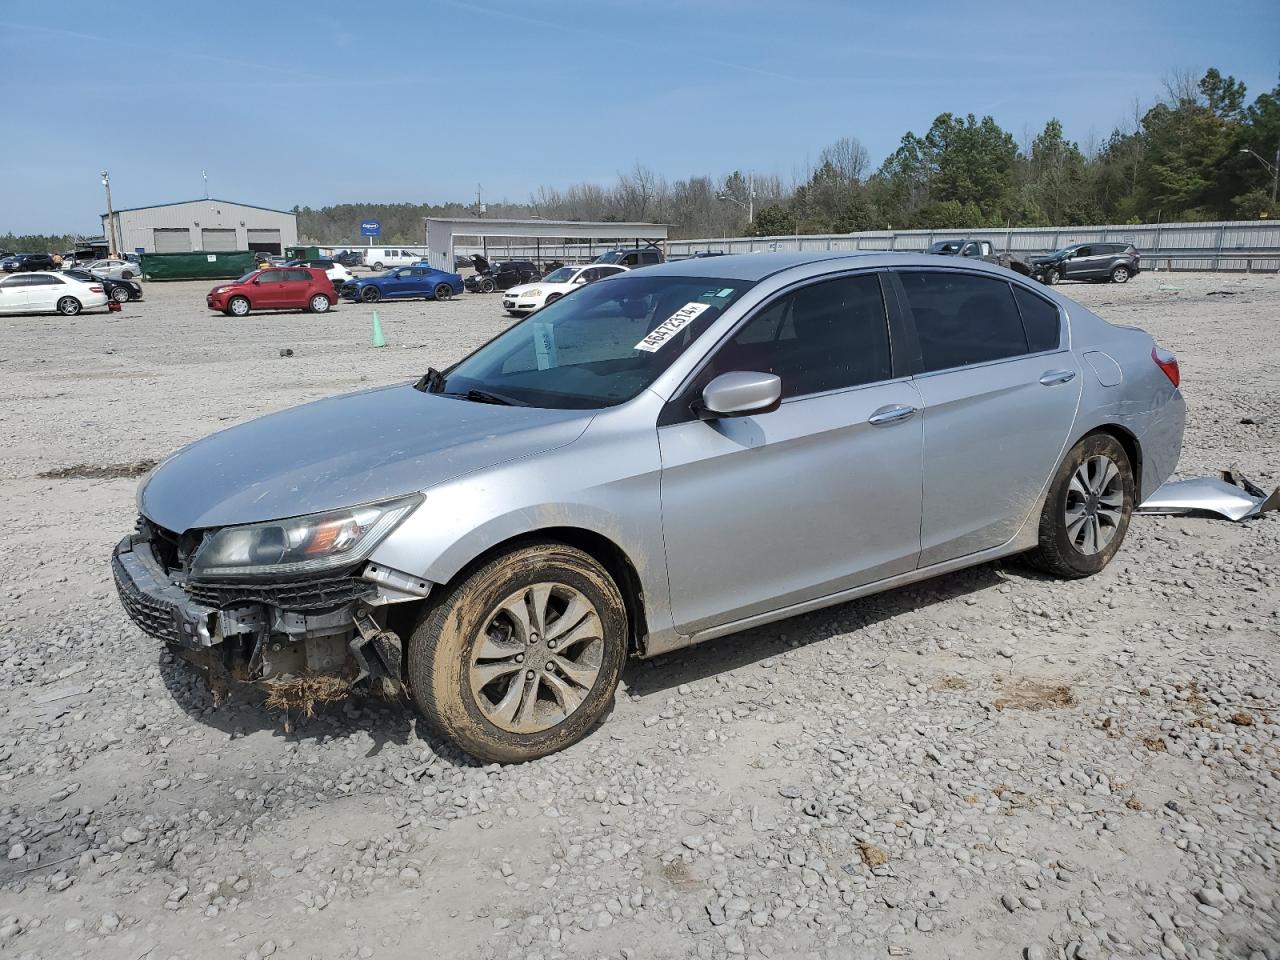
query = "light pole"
(1239, 143, 1280, 206)
(716, 172, 755, 224)
(101, 170, 118, 257)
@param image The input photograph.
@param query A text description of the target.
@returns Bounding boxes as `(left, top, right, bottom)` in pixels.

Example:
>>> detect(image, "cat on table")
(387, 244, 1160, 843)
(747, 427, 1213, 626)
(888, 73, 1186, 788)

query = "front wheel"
(360, 286, 381, 303)
(309, 294, 331, 313)
(372, 262, 385, 272)
(57, 297, 82, 316)
(543, 293, 561, 306)
(408, 542, 628, 763)
(1026, 433, 1134, 579)
(228, 296, 251, 317)
(111, 286, 130, 303)
(1110, 265, 1130, 283)
(121, 271, 134, 280)
(434, 283, 453, 301)
(1043, 267, 1059, 285)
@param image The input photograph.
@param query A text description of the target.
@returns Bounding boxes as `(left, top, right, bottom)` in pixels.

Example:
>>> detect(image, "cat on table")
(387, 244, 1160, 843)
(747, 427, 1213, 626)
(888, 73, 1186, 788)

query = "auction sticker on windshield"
(634, 302, 712, 353)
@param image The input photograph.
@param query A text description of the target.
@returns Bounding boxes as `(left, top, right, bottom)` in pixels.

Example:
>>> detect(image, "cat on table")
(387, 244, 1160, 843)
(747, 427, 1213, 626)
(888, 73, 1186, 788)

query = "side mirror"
(695, 371, 782, 420)
(251, 279, 261, 285)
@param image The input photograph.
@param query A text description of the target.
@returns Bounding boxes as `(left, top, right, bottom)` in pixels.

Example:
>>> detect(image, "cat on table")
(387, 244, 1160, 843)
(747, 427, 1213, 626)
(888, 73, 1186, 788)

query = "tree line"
(4, 65, 1274, 253)
(292, 65, 1275, 245)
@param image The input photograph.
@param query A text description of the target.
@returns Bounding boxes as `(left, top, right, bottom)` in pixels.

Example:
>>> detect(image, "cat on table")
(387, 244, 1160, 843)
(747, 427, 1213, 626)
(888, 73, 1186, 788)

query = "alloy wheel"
(468, 583, 604, 734)
(1064, 455, 1124, 555)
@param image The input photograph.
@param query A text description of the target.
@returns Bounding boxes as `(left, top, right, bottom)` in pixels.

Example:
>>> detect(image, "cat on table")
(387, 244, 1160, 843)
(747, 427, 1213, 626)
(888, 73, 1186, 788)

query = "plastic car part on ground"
(1137, 465, 1280, 521)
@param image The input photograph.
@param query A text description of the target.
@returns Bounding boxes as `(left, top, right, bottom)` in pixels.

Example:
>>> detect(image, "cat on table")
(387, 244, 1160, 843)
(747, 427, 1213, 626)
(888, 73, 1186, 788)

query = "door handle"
(868, 403, 917, 426)
(1039, 369, 1076, 386)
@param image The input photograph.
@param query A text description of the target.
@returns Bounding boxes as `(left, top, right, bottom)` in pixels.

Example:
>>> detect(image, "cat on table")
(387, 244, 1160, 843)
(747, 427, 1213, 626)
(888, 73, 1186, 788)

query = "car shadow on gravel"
(155, 649, 486, 768)
(624, 560, 1009, 698)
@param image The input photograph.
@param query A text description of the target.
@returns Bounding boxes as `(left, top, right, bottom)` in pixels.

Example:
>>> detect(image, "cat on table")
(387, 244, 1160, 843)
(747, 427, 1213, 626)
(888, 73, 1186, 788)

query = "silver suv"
(113, 252, 1184, 762)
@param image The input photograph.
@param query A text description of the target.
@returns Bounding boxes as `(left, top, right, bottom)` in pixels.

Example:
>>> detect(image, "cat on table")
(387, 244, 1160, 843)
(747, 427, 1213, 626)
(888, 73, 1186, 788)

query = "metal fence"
(456, 219, 1280, 272)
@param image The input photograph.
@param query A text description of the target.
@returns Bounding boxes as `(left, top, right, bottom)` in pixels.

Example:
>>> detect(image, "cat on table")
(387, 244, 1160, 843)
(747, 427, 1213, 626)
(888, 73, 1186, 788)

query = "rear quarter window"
(1011, 285, 1062, 352)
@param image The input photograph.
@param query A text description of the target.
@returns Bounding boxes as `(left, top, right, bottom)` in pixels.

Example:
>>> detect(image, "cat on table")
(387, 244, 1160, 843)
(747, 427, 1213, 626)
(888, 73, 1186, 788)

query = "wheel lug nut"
(515, 654, 524, 663)
(547, 640, 557, 649)
(545, 662, 555, 671)
(525, 670, 535, 680)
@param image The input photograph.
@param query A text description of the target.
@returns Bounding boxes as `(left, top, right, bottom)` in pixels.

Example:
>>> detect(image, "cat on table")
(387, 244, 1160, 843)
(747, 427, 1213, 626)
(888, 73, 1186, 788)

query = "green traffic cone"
(371, 310, 386, 348)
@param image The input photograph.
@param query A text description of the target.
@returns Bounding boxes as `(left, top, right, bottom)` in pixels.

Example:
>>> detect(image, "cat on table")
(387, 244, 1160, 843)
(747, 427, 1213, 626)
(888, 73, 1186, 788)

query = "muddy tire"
(408, 541, 627, 763)
(1025, 433, 1134, 579)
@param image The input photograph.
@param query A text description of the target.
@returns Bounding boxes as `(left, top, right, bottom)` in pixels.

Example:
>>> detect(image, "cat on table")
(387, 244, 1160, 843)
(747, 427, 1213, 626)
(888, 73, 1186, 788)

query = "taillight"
(89, 285, 104, 293)
(1152, 346, 1180, 387)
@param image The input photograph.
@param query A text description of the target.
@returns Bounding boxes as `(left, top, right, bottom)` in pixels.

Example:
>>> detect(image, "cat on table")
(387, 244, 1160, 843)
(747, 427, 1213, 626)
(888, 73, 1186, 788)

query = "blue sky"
(2, 0, 1277, 234)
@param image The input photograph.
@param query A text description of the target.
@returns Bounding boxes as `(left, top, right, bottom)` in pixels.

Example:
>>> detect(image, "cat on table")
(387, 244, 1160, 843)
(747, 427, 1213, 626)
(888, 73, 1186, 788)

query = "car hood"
(506, 282, 563, 296)
(139, 384, 594, 532)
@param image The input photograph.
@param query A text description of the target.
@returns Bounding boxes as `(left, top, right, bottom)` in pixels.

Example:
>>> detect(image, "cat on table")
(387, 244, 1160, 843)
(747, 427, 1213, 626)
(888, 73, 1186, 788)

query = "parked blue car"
(340, 265, 463, 303)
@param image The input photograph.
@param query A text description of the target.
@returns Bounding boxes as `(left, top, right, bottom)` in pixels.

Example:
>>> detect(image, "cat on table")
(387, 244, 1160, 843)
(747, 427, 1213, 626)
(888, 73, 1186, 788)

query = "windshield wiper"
(413, 367, 446, 393)
(444, 388, 528, 407)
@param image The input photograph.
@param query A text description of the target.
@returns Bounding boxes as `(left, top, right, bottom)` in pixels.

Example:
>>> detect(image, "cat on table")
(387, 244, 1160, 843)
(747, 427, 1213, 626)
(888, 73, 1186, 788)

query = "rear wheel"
(1026, 433, 1134, 579)
(111, 286, 130, 303)
(228, 296, 251, 317)
(57, 297, 81, 316)
(1110, 264, 1131, 283)
(434, 283, 453, 301)
(372, 262, 385, 272)
(309, 293, 331, 313)
(408, 542, 627, 763)
(361, 286, 381, 303)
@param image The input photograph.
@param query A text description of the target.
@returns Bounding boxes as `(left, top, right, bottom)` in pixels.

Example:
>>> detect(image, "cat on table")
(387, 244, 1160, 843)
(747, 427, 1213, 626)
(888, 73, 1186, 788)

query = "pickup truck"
(926, 238, 1032, 276)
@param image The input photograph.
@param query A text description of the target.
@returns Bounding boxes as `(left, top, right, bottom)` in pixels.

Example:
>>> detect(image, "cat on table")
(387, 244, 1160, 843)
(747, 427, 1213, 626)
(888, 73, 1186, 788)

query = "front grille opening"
(137, 517, 205, 576)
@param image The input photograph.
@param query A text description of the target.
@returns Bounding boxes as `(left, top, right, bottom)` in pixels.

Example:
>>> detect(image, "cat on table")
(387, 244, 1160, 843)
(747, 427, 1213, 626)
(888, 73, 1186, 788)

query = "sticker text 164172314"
(633, 302, 712, 353)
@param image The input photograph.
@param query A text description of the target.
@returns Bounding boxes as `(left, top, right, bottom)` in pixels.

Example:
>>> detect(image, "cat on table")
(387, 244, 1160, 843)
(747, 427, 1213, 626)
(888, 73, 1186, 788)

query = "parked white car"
(0, 271, 109, 315)
(501, 264, 629, 315)
(82, 258, 140, 281)
(296, 259, 354, 288)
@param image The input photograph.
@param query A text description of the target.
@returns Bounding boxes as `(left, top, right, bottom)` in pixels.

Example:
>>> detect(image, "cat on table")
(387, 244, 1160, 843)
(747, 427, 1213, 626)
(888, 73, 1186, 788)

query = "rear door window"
(898, 271, 1029, 372)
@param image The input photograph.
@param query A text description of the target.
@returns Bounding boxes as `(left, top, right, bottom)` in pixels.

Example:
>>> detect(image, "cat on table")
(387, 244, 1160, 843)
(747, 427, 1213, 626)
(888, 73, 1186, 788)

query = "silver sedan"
(82, 258, 140, 281)
(113, 252, 1184, 762)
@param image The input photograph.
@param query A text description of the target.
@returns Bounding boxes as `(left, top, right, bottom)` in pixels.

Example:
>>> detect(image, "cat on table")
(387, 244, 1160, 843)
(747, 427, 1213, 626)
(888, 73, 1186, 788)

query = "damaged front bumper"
(111, 532, 428, 693)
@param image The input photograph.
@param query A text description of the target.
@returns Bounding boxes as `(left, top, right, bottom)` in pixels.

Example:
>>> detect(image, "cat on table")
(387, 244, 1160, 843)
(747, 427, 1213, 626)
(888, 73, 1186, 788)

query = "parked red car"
(206, 267, 336, 317)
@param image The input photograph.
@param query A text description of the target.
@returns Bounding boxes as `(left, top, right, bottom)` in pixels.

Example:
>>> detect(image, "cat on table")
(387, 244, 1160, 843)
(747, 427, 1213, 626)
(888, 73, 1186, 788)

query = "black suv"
(1031, 243, 1141, 285)
(3, 253, 57, 273)
(463, 257, 541, 293)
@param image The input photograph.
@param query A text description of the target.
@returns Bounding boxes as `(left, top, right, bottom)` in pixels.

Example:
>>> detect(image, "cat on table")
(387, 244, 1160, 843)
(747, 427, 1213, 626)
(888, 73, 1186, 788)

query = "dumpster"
(139, 251, 258, 281)
(285, 245, 323, 261)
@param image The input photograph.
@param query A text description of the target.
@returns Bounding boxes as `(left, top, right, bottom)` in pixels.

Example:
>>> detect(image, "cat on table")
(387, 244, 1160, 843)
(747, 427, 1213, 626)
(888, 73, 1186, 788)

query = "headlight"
(214, 286, 230, 294)
(190, 495, 421, 579)
(523, 289, 541, 298)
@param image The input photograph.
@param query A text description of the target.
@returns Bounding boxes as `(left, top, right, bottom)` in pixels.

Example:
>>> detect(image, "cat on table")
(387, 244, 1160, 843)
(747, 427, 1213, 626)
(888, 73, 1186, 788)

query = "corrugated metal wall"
(457, 219, 1280, 272)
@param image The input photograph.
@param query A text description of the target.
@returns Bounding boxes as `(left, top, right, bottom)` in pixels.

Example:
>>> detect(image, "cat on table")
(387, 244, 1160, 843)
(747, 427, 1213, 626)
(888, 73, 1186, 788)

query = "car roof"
(637, 250, 1028, 282)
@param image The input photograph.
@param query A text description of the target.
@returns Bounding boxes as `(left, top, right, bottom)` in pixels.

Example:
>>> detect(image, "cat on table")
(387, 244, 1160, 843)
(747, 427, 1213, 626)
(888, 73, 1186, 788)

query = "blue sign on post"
(360, 220, 381, 238)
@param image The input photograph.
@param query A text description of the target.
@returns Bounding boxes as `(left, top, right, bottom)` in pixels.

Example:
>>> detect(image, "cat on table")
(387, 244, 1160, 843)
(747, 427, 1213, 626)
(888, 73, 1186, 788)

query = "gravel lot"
(0, 271, 1277, 960)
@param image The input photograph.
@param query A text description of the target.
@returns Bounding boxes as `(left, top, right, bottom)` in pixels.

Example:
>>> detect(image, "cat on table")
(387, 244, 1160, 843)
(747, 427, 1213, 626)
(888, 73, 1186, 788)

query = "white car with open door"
(502, 264, 629, 316)
(0, 271, 109, 316)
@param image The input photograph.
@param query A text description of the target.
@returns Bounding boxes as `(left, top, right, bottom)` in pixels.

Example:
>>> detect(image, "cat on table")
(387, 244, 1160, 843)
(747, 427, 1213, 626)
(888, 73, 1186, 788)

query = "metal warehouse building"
(101, 199, 298, 256)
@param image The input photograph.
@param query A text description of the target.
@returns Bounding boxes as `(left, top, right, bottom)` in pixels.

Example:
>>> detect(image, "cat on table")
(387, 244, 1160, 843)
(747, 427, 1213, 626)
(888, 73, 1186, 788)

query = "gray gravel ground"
(0, 271, 1277, 960)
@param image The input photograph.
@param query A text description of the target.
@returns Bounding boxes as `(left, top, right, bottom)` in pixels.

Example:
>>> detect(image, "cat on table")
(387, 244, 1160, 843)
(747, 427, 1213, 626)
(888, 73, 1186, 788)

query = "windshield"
(233, 271, 257, 283)
(543, 267, 577, 283)
(927, 241, 961, 254)
(439, 274, 754, 409)
(595, 251, 625, 264)
(1049, 245, 1079, 258)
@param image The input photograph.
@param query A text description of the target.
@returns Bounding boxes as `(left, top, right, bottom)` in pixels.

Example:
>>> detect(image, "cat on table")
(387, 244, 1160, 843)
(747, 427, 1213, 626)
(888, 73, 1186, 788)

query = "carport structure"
(423, 218, 668, 272)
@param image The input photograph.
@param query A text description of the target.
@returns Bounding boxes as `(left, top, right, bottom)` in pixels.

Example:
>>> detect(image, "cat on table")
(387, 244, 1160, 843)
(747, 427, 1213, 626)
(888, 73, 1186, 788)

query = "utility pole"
(476, 183, 484, 218)
(101, 170, 117, 257)
(1240, 142, 1280, 207)
(203, 170, 209, 199)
